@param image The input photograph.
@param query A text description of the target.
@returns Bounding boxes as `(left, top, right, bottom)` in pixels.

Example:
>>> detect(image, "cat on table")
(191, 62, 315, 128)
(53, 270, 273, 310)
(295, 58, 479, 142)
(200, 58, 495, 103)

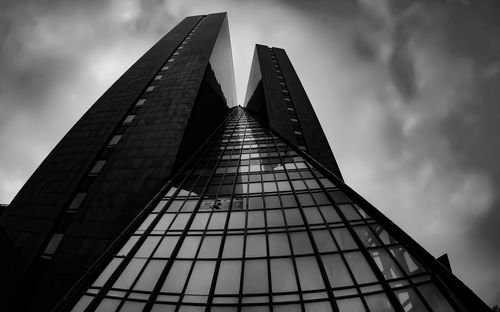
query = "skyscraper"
(0, 12, 491, 312)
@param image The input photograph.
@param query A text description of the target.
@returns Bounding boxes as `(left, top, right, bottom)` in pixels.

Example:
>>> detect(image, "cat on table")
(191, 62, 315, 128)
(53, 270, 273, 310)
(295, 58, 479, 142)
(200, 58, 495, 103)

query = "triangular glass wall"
(66, 107, 460, 312)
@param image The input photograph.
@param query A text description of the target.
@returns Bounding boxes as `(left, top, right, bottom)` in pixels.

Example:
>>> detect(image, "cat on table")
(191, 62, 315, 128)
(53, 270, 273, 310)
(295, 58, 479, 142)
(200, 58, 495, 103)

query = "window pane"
(161, 260, 192, 293)
(313, 230, 337, 252)
(338, 203, 361, 220)
(135, 236, 161, 258)
(170, 213, 190, 230)
(321, 254, 353, 287)
(303, 207, 324, 224)
(389, 246, 426, 275)
(337, 297, 365, 312)
(177, 236, 201, 258)
(208, 212, 227, 230)
(369, 249, 403, 280)
(247, 211, 265, 228)
(243, 259, 268, 293)
(264, 195, 280, 209)
(90, 160, 106, 174)
(371, 224, 398, 245)
(332, 228, 357, 250)
(365, 293, 395, 312)
(113, 258, 147, 289)
(134, 260, 166, 291)
(319, 206, 341, 223)
(228, 211, 245, 229)
(223, 235, 244, 258)
(95, 299, 120, 312)
(284, 209, 303, 226)
(270, 258, 297, 292)
(215, 260, 242, 294)
(268, 233, 291, 256)
(395, 288, 429, 312)
(108, 135, 122, 146)
(198, 236, 221, 258)
(190, 213, 210, 230)
(418, 283, 455, 312)
(68, 192, 86, 211)
(295, 256, 325, 290)
(246, 234, 267, 257)
(93, 258, 123, 287)
(345, 252, 377, 284)
(154, 236, 180, 258)
(266, 210, 285, 227)
(304, 301, 333, 312)
(185, 261, 216, 294)
(354, 226, 381, 247)
(44, 233, 64, 255)
(290, 231, 313, 255)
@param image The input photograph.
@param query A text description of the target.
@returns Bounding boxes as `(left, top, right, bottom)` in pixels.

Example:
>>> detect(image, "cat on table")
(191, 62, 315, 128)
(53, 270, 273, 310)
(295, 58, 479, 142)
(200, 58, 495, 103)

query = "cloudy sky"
(1, 0, 499, 306)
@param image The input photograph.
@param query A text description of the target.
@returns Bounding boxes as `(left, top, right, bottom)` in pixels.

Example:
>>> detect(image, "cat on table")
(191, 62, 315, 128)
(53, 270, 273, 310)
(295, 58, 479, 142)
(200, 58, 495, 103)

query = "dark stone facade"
(0, 13, 233, 312)
(245, 44, 343, 180)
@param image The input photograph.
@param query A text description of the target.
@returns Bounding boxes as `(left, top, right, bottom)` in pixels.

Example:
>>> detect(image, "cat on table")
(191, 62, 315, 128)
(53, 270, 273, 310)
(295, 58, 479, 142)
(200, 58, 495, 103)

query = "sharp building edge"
(0, 12, 490, 312)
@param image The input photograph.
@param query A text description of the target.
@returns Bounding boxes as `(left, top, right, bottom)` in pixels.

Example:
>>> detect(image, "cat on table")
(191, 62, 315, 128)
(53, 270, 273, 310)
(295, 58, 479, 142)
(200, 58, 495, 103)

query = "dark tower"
(0, 13, 235, 312)
(0, 12, 491, 312)
(245, 44, 343, 180)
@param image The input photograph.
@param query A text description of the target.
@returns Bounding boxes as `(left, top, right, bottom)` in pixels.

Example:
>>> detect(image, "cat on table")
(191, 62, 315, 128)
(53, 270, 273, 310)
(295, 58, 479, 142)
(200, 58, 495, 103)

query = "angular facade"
(0, 13, 235, 312)
(0, 12, 491, 312)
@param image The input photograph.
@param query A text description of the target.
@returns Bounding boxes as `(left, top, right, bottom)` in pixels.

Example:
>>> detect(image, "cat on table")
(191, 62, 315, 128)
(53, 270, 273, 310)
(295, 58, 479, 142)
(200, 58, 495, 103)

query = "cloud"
(0, 0, 499, 306)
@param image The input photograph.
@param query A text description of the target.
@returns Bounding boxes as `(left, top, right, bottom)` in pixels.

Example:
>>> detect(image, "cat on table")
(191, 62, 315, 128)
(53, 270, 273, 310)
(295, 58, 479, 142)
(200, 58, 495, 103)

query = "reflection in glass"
(389, 246, 425, 275)
(418, 283, 455, 312)
(198, 236, 221, 258)
(370, 249, 404, 280)
(354, 226, 381, 248)
(365, 293, 395, 312)
(266, 210, 285, 227)
(396, 288, 429, 312)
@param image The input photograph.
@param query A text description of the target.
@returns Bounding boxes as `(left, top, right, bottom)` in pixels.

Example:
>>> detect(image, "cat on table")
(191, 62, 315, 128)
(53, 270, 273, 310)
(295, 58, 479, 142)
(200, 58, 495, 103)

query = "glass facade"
(70, 108, 459, 312)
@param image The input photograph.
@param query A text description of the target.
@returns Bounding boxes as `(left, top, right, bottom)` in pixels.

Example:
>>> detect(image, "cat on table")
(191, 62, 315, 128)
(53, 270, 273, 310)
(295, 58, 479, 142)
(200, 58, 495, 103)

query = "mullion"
(256, 115, 305, 311)
(293, 165, 371, 311)
(205, 111, 245, 311)
(306, 168, 406, 312)
(266, 136, 338, 312)
(174, 114, 241, 310)
(141, 111, 238, 312)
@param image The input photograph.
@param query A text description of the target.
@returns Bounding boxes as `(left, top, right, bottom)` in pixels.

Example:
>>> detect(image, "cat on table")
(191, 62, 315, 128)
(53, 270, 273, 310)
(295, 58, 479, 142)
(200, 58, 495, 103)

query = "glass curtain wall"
(70, 108, 458, 312)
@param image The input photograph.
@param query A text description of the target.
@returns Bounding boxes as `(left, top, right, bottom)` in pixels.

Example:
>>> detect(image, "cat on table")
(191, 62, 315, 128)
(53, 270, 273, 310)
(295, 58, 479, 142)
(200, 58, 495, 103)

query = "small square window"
(167, 59, 175, 63)
(89, 160, 106, 175)
(68, 192, 86, 212)
(136, 99, 146, 106)
(154, 75, 163, 80)
(108, 135, 122, 146)
(42, 233, 64, 258)
(173, 52, 179, 56)
(162, 65, 169, 71)
(123, 115, 135, 124)
(146, 86, 155, 92)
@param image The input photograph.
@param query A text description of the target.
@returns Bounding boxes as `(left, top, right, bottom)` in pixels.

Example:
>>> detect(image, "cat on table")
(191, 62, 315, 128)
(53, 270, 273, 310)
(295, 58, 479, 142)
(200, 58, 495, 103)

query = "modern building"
(0, 12, 491, 312)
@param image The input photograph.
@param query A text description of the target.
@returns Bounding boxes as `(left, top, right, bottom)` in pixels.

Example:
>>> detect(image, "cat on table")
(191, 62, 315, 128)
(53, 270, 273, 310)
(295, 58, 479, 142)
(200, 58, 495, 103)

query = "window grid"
(70, 108, 460, 312)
